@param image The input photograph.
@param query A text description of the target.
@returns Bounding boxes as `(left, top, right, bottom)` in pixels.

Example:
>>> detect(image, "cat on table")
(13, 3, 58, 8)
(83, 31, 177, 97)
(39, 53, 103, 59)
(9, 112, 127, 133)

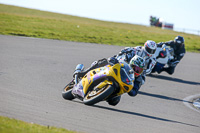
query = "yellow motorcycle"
(62, 61, 134, 105)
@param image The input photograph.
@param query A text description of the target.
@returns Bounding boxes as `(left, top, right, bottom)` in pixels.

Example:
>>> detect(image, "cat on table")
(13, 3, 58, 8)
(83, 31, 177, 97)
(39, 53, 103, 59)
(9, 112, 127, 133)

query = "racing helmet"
(174, 36, 184, 46)
(144, 40, 157, 57)
(129, 55, 145, 77)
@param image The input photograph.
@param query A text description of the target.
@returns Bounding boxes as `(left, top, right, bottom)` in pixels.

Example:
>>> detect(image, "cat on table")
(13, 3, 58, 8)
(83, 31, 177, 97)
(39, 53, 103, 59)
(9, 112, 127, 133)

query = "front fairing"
(116, 62, 134, 95)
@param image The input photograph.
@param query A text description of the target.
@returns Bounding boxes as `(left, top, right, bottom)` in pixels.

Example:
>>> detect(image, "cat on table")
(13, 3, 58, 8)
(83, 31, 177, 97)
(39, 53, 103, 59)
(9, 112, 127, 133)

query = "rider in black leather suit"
(157, 36, 186, 75)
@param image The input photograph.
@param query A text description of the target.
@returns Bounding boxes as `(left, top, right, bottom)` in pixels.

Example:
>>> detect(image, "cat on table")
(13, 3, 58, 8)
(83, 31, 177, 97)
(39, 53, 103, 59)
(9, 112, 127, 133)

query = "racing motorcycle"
(151, 43, 177, 74)
(62, 61, 134, 105)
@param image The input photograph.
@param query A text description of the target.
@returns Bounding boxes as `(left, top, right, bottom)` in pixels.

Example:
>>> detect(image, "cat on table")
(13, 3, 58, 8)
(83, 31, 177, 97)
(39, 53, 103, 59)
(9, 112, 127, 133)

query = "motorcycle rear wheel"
(62, 81, 75, 100)
(83, 84, 114, 105)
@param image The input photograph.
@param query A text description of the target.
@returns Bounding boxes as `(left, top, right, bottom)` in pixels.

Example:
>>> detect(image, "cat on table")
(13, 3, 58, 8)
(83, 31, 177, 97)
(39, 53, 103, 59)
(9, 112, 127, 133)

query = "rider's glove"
(108, 56, 119, 65)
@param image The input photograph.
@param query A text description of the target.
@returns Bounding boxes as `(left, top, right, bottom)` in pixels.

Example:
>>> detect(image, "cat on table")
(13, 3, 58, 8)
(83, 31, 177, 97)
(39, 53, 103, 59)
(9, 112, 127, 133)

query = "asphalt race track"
(0, 35, 200, 133)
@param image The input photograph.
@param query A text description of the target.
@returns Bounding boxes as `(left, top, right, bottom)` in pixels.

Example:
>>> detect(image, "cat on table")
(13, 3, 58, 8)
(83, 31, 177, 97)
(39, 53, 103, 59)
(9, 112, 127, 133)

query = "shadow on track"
(139, 91, 193, 104)
(68, 98, 198, 127)
(92, 105, 199, 128)
(148, 74, 200, 85)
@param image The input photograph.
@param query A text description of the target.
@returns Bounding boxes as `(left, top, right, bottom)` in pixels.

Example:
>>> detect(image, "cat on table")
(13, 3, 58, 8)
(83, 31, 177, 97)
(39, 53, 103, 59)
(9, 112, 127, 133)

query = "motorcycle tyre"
(83, 85, 114, 105)
(62, 83, 75, 100)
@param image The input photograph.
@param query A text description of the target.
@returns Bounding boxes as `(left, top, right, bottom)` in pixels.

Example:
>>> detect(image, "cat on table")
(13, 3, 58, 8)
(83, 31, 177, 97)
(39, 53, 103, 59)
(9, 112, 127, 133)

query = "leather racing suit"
(119, 46, 157, 75)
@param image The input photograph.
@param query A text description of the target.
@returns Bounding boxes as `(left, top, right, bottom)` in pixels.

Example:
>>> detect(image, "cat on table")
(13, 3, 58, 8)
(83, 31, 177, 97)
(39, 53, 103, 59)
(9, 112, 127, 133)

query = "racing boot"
(128, 83, 140, 97)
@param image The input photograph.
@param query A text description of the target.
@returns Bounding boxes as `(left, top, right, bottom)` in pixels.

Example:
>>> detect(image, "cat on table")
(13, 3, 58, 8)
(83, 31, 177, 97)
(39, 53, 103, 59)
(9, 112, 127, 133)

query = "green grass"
(0, 4, 200, 52)
(0, 116, 77, 133)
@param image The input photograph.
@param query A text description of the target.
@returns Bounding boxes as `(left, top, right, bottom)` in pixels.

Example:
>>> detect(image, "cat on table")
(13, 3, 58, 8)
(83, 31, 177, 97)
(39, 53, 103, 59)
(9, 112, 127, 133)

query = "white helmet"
(144, 40, 157, 57)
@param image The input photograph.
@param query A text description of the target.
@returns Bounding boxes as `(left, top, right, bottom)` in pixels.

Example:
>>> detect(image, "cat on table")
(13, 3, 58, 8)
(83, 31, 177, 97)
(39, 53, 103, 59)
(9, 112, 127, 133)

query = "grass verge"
(0, 4, 200, 52)
(0, 116, 77, 133)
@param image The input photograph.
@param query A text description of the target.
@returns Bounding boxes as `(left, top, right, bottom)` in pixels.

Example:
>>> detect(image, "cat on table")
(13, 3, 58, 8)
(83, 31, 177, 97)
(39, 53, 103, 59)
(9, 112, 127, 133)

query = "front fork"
(73, 64, 84, 84)
(72, 64, 85, 100)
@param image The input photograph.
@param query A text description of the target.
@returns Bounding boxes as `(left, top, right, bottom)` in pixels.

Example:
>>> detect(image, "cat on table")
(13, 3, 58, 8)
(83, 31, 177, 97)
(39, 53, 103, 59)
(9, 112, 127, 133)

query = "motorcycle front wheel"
(83, 84, 114, 105)
(62, 81, 75, 100)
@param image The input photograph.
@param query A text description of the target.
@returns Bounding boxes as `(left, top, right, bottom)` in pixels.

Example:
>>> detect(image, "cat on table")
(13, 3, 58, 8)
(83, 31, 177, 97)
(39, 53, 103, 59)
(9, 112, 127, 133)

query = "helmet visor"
(146, 46, 156, 54)
(132, 65, 144, 76)
(176, 40, 182, 44)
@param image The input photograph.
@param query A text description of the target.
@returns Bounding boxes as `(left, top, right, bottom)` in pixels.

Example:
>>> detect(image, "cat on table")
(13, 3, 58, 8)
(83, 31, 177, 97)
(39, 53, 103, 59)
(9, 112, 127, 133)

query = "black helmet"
(174, 36, 184, 45)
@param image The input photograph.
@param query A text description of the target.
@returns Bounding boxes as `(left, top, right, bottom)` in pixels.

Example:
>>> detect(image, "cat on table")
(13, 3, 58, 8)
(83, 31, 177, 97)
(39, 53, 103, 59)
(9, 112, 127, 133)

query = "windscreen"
(119, 61, 134, 85)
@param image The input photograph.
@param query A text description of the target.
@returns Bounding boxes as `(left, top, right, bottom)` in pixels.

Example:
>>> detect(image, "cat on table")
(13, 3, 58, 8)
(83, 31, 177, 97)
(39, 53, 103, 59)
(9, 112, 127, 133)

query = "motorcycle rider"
(157, 36, 186, 74)
(118, 40, 157, 75)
